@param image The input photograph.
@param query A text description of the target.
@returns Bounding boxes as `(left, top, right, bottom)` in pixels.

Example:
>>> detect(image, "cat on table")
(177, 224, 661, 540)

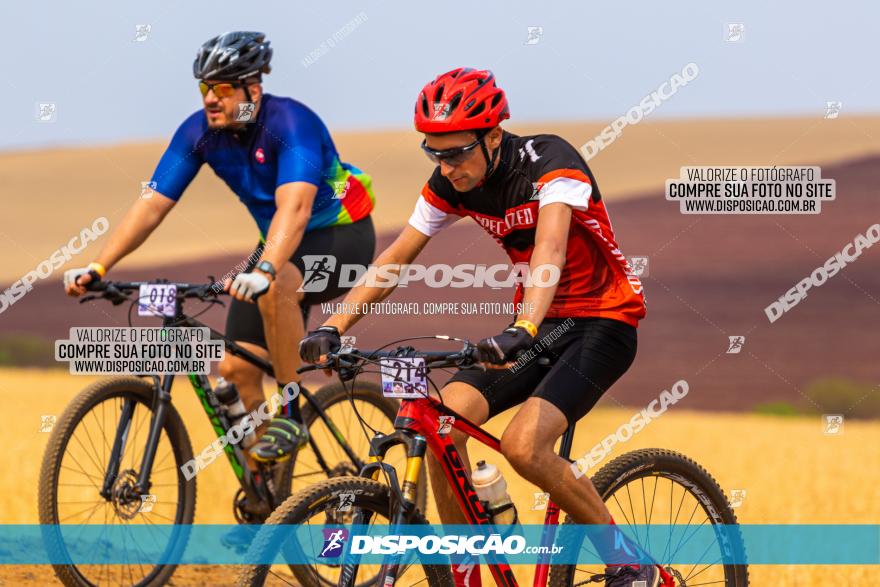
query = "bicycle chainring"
(667, 566, 687, 586)
(232, 488, 267, 524)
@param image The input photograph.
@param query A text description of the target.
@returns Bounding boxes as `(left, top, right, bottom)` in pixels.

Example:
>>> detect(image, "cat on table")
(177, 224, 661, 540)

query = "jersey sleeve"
(150, 112, 205, 201)
(274, 102, 325, 188)
(529, 135, 596, 211)
(407, 182, 462, 237)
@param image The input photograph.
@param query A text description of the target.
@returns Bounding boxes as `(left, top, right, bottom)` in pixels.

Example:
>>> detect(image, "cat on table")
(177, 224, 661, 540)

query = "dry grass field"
(1, 367, 877, 585)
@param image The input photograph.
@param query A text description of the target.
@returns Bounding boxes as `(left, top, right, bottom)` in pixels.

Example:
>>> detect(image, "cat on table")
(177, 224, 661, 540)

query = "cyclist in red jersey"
(301, 68, 652, 587)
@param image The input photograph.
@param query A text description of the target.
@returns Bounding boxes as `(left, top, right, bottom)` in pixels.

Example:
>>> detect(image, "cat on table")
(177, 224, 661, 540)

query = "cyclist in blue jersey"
(63, 31, 377, 543)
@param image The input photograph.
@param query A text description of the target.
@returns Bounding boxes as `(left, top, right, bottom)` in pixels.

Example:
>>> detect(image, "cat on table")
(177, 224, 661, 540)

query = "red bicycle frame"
(387, 394, 568, 587)
(336, 347, 676, 587)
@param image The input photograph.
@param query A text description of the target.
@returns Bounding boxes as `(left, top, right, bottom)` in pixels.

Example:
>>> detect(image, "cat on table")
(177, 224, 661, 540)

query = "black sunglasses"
(420, 137, 482, 166)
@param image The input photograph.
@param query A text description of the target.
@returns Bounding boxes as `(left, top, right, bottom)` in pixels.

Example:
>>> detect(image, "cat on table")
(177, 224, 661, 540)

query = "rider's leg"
(502, 398, 652, 576)
(217, 342, 270, 415)
(256, 260, 306, 387)
(500, 318, 654, 583)
(426, 381, 490, 586)
(500, 317, 636, 525)
(248, 262, 311, 462)
(426, 381, 491, 525)
(218, 343, 272, 471)
(500, 397, 609, 523)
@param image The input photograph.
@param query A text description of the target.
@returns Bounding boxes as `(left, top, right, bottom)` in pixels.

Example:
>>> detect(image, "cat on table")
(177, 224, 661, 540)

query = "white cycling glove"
(63, 267, 92, 289)
(231, 271, 271, 301)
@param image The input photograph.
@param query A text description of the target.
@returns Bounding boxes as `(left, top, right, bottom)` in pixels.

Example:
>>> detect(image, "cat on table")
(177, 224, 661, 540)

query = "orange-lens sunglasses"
(198, 81, 242, 98)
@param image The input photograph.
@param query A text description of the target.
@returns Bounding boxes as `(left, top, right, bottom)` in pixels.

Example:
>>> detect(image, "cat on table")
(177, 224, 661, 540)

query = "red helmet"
(414, 68, 510, 133)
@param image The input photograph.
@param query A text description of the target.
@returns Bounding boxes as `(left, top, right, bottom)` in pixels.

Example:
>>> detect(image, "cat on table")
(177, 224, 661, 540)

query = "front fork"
(338, 434, 427, 587)
(100, 375, 171, 499)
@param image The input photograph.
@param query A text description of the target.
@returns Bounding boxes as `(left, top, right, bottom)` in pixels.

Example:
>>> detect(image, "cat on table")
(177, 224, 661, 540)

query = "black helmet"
(193, 31, 272, 81)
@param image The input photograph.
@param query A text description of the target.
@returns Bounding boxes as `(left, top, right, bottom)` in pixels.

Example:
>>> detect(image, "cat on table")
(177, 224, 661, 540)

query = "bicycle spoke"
(684, 552, 725, 582)
(64, 444, 100, 479)
(75, 416, 107, 475)
(595, 461, 736, 587)
(59, 463, 102, 487)
(58, 500, 105, 523)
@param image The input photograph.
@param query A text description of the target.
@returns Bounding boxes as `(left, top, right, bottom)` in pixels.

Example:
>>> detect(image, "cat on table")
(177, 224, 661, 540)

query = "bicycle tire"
(237, 477, 452, 587)
(38, 376, 196, 587)
(547, 448, 748, 587)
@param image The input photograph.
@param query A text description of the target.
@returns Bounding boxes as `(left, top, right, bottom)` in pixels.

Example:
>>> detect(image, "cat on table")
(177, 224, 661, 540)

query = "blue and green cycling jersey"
(150, 93, 374, 238)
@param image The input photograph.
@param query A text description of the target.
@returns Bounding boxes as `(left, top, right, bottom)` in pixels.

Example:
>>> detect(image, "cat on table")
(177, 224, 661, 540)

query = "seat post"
(558, 424, 575, 460)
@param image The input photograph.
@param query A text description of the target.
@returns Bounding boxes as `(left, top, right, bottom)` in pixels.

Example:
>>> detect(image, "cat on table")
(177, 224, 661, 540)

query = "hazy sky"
(4, 1, 877, 150)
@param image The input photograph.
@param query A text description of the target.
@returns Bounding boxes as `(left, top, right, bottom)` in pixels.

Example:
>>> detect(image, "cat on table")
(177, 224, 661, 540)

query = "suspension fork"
(134, 374, 174, 494)
(99, 390, 142, 499)
(338, 434, 427, 587)
(375, 435, 427, 587)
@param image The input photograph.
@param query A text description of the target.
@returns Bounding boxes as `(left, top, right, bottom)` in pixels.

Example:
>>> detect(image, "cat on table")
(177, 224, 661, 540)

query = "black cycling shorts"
(448, 317, 637, 427)
(225, 216, 376, 348)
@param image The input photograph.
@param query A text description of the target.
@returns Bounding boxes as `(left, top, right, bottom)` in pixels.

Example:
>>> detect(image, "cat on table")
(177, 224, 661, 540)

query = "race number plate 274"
(380, 357, 428, 399)
(138, 283, 177, 317)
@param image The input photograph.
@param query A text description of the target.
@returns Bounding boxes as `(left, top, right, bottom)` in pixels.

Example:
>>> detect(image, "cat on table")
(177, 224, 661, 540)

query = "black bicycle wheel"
(236, 477, 451, 587)
(38, 376, 196, 586)
(548, 448, 748, 587)
(274, 380, 428, 513)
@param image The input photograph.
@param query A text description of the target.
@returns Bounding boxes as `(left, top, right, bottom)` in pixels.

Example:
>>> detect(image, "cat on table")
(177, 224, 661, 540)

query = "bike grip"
(85, 278, 107, 292)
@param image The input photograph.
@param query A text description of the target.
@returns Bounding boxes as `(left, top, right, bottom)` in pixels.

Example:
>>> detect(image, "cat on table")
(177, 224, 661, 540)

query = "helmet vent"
(448, 93, 462, 113)
(467, 101, 486, 118)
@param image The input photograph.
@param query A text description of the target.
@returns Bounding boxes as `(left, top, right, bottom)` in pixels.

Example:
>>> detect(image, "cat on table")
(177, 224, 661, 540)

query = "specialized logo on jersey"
(470, 203, 537, 238)
(254, 147, 265, 164)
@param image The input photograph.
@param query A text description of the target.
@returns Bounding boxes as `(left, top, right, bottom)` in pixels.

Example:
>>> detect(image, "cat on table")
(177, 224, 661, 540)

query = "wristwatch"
(255, 260, 276, 280)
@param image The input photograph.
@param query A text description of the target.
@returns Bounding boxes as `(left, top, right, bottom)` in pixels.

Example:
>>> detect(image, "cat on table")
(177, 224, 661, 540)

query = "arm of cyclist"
(226, 181, 316, 302)
(299, 225, 431, 364)
(477, 202, 570, 366)
(63, 194, 177, 296)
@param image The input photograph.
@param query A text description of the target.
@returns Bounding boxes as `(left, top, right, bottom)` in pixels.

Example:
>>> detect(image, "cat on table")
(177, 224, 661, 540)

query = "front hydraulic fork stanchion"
(100, 398, 137, 499)
(377, 436, 427, 586)
(401, 435, 426, 506)
(136, 373, 174, 494)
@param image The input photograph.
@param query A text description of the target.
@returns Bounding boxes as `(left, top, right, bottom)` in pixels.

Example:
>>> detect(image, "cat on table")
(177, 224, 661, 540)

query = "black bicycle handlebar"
(81, 279, 225, 305)
(297, 344, 480, 375)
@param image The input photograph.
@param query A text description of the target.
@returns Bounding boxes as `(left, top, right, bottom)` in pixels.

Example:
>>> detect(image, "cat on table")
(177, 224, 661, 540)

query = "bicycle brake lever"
(78, 295, 98, 303)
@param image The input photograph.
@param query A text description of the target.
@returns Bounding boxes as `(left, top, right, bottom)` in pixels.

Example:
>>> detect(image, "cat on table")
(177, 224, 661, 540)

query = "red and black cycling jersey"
(408, 131, 646, 327)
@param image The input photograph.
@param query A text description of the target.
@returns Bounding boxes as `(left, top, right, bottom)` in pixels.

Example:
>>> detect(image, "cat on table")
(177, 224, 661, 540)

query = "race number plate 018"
(380, 357, 428, 398)
(138, 283, 177, 317)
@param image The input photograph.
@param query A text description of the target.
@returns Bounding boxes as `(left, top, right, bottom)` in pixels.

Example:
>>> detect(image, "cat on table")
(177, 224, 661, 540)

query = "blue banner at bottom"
(2, 524, 878, 565)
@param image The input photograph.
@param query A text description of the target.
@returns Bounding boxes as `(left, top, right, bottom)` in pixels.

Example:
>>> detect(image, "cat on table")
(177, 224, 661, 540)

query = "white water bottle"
(472, 460, 518, 525)
(214, 377, 257, 448)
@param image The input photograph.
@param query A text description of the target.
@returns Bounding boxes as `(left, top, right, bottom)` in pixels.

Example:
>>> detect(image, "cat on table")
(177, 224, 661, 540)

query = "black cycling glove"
(299, 326, 341, 364)
(477, 325, 534, 365)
